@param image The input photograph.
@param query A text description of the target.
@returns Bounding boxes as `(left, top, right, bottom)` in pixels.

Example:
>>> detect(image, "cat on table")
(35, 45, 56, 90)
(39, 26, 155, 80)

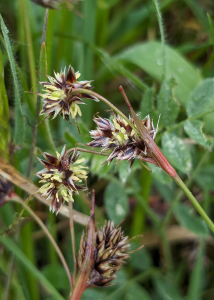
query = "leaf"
(194, 165, 214, 190)
(154, 277, 182, 300)
(104, 181, 128, 224)
(116, 41, 202, 105)
(42, 263, 69, 290)
(90, 155, 114, 178)
(140, 87, 159, 123)
(130, 243, 153, 272)
(125, 283, 151, 300)
(162, 133, 192, 173)
(147, 163, 172, 185)
(187, 239, 205, 300)
(173, 203, 209, 236)
(0, 236, 64, 300)
(184, 120, 212, 150)
(0, 15, 25, 144)
(157, 78, 180, 126)
(187, 79, 214, 118)
(118, 160, 130, 184)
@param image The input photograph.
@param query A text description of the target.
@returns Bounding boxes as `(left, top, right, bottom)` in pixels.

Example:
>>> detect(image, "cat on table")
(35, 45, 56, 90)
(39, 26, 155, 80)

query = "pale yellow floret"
(52, 174, 62, 182)
(56, 192, 59, 202)
(43, 174, 52, 179)
(71, 175, 82, 182)
(120, 127, 126, 134)
(46, 102, 59, 108)
(44, 85, 58, 90)
(56, 151, 60, 158)
(70, 103, 78, 119)
(76, 72, 81, 79)
(77, 105, 82, 117)
(74, 158, 85, 164)
(113, 119, 121, 131)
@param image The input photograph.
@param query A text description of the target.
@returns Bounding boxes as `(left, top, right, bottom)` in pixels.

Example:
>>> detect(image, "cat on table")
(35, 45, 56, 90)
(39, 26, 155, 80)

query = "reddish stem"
(69, 190, 96, 300)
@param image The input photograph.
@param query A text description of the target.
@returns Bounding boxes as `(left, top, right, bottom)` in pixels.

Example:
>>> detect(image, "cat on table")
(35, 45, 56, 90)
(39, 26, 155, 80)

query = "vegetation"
(0, 0, 214, 299)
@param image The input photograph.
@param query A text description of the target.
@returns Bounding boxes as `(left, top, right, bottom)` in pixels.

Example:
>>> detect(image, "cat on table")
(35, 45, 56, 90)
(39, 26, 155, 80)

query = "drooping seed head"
(87, 114, 159, 168)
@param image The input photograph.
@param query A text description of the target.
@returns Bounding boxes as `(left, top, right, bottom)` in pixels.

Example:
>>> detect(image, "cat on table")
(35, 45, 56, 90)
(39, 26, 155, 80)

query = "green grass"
(0, 0, 214, 299)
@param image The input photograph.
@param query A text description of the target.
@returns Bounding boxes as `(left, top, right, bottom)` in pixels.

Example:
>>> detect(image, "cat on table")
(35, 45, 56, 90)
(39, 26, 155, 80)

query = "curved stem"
(66, 147, 109, 156)
(70, 89, 140, 136)
(69, 201, 76, 284)
(172, 175, 214, 234)
(10, 196, 73, 290)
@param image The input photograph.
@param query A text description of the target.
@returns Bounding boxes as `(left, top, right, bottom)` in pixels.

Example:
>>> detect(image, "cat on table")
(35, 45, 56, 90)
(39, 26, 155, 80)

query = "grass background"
(1, 0, 214, 299)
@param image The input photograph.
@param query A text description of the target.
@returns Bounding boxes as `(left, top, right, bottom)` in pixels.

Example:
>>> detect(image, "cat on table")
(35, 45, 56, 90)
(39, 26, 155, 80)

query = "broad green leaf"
(194, 165, 214, 190)
(148, 163, 172, 184)
(140, 87, 159, 123)
(42, 263, 69, 290)
(130, 243, 153, 272)
(0, 15, 25, 144)
(187, 79, 214, 118)
(184, 120, 212, 149)
(187, 239, 205, 300)
(0, 237, 64, 300)
(125, 283, 151, 300)
(116, 41, 202, 105)
(173, 204, 209, 236)
(154, 277, 182, 300)
(90, 155, 114, 177)
(104, 181, 128, 224)
(162, 133, 192, 173)
(97, 0, 119, 9)
(118, 160, 130, 184)
(157, 78, 180, 126)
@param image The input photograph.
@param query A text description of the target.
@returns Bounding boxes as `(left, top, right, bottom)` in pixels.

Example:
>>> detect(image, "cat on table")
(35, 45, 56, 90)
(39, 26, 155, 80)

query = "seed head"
(87, 114, 159, 167)
(77, 220, 130, 287)
(0, 176, 13, 207)
(38, 65, 98, 121)
(36, 145, 88, 214)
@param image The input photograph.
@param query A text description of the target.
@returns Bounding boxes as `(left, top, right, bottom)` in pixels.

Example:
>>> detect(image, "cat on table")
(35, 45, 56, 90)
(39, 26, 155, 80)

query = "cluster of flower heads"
(36, 145, 88, 213)
(77, 220, 130, 287)
(38, 65, 98, 121)
(87, 113, 159, 168)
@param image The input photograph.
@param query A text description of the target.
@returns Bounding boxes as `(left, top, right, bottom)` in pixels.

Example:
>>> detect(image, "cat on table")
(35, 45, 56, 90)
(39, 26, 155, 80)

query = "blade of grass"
(0, 14, 25, 144)
(0, 236, 65, 300)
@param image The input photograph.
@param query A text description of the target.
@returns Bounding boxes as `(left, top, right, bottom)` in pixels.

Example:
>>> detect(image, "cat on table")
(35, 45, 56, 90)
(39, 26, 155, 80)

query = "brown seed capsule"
(77, 220, 130, 287)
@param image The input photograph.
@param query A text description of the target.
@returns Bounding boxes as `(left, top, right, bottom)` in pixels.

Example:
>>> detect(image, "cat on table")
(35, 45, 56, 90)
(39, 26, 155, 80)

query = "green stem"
(70, 88, 140, 136)
(152, 0, 167, 80)
(10, 196, 73, 290)
(173, 175, 214, 234)
(69, 201, 76, 284)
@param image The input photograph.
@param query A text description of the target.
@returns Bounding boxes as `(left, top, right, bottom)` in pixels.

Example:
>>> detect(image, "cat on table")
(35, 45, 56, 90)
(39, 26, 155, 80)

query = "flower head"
(87, 114, 159, 167)
(38, 65, 98, 121)
(77, 220, 130, 287)
(36, 145, 88, 214)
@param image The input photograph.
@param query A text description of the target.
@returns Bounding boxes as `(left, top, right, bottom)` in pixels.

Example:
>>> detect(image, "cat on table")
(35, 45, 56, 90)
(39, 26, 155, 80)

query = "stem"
(69, 201, 76, 284)
(70, 89, 140, 136)
(27, 9, 49, 177)
(173, 175, 214, 234)
(152, 0, 167, 80)
(66, 147, 109, 156)
(162, 153, 209, 227)
(70, 190, 96, 300)
(10, 196, 73, 290)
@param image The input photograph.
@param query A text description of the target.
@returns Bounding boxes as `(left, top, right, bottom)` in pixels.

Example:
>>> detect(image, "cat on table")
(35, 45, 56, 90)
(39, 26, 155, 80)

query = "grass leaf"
(0, 14, 25, 144)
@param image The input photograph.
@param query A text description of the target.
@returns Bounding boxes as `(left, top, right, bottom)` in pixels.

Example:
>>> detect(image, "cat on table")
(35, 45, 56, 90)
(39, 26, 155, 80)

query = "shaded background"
(1, 0, 214, 299)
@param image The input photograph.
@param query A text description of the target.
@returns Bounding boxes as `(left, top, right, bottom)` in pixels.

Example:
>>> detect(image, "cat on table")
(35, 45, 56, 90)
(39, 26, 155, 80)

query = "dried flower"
(77, 220, 130, 287)
(36, 145, 88, 213)
(0, 176, 13, 207)
(87, 114, 159, 167)
(38, 65, 98, 121)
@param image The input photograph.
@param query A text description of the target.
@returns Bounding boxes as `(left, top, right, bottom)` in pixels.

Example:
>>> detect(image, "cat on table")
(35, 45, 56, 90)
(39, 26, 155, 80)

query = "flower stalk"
(70, 190, 96, 300)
